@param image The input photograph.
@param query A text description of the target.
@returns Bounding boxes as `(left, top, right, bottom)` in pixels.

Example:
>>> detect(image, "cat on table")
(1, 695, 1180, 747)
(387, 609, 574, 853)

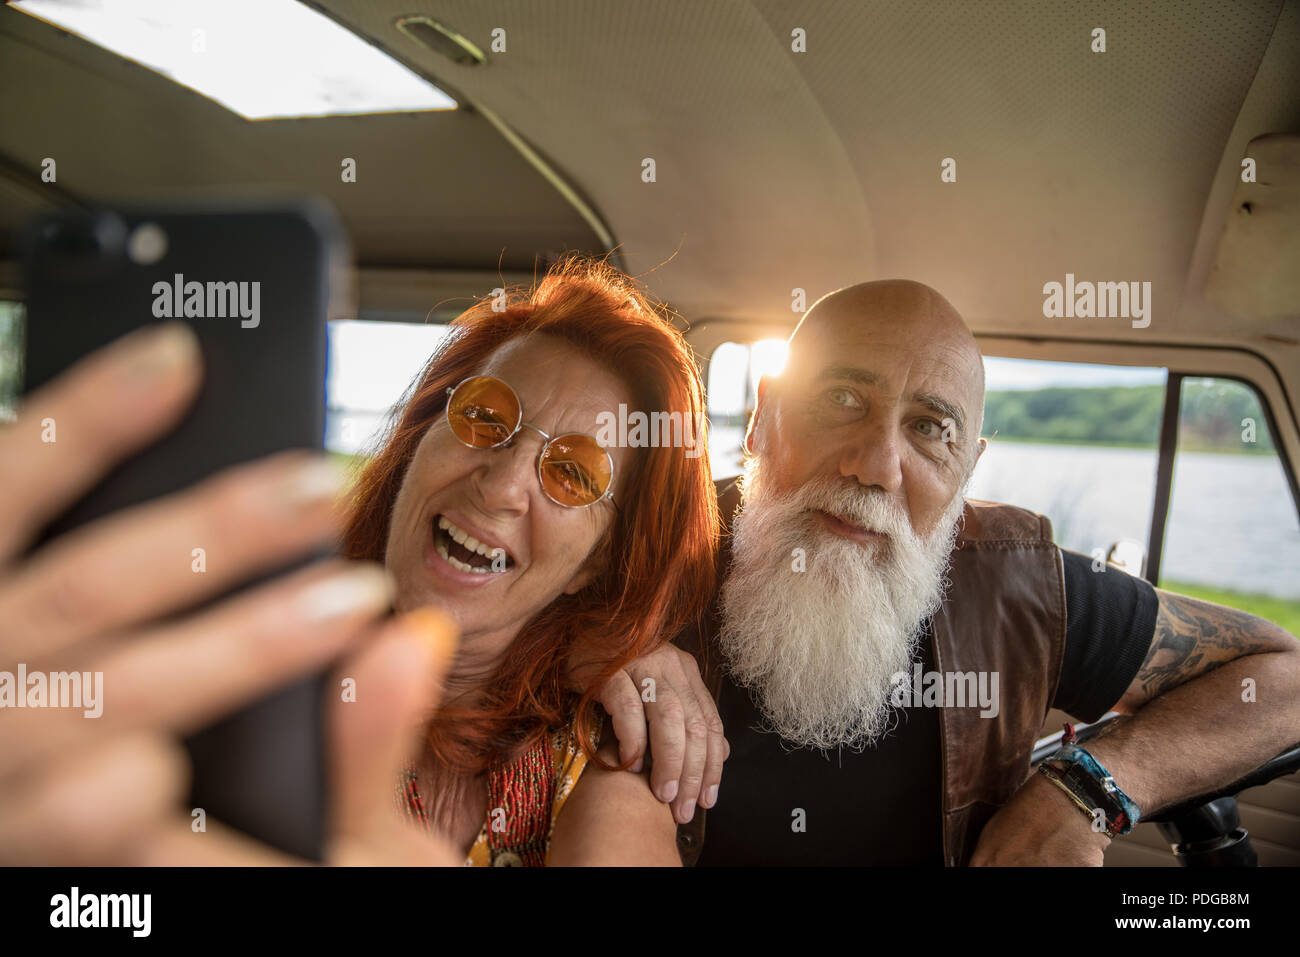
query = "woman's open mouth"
(432, 514, 515, 575)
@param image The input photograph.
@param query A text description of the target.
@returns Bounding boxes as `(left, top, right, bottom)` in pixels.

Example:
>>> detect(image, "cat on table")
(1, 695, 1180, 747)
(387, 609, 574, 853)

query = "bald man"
(671, 280, 1300, 866)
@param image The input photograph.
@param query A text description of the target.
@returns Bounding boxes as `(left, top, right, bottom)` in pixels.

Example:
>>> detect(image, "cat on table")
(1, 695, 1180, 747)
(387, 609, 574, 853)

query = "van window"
(971, 358, 1166, 563)
(0, 301, 23, 422)
(706, 338, 789, 481)
(325, 319, 452, 458)
(1159, 377, 1300, 633)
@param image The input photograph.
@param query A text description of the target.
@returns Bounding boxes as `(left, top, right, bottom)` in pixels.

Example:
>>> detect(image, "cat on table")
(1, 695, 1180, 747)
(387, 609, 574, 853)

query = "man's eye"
(824, 388, 861, 409)
(915, 418, 942, 438)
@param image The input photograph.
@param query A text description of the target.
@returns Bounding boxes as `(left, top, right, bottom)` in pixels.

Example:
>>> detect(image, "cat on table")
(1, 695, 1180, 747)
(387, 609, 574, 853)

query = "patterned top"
(397, 714, 601, 866)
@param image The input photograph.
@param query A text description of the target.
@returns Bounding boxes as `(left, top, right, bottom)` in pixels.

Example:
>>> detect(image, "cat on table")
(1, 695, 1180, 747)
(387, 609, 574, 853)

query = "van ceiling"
(313, 1, 1300, 346)
(0, 2, 603, 271)
(1, 1, 1297, 360)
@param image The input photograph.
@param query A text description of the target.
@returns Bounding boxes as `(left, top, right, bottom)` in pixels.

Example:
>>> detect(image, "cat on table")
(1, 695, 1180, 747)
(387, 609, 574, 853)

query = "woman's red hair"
(342, 256, 718, 775)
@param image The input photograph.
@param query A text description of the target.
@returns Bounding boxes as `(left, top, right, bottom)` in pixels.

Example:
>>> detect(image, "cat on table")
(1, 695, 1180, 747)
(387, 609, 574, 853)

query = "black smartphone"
(19, 198, 351, 861)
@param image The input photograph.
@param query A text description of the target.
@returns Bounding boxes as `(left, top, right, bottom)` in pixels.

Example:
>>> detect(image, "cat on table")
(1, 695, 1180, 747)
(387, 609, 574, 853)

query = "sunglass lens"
(447, 376, 521, 447)
(539, 434, 613, 507)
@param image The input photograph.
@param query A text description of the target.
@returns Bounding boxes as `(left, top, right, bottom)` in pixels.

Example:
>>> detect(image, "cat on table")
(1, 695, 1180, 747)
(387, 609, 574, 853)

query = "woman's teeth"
(436, 515, 510, 574)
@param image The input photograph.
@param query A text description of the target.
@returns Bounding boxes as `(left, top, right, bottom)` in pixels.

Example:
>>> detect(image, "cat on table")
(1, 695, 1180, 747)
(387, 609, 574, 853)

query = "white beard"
(716, 461, 967, 752)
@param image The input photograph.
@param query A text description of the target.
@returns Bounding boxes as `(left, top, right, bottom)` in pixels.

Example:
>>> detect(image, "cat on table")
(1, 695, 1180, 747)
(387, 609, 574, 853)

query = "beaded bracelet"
(1040, 724, 1141, 837)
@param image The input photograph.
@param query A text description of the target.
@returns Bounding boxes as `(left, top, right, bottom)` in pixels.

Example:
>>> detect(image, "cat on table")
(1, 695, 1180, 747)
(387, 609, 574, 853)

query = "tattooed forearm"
(1127, 589, 1286, 706)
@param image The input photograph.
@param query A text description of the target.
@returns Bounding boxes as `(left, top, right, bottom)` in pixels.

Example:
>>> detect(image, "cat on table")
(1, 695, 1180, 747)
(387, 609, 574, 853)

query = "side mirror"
(1106, 539, 1146, 577)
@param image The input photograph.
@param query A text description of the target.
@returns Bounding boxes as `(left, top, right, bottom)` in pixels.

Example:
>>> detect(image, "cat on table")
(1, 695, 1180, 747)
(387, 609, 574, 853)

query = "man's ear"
(744, 376, 772, 455)
(968, 436, 988, 476)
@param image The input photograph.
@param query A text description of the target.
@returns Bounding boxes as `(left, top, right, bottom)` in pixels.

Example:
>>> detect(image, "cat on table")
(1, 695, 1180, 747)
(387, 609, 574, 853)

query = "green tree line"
(982, 380, 1274, 452)
(0, 303, 23, 420)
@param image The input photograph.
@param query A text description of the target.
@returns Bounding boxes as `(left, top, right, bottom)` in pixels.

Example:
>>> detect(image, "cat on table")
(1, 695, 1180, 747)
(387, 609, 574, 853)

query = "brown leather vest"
(676, 480, 1066, 866)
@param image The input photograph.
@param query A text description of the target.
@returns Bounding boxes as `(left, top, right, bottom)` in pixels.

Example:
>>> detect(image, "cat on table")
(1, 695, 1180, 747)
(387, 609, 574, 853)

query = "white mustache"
(785, 477, 917, 544)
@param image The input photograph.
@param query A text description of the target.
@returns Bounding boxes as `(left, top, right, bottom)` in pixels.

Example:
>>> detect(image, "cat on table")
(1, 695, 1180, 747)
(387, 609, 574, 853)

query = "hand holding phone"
(19, 200, 353, 858)
(7, 200, 462, 863)
(0, 323, 461, 865)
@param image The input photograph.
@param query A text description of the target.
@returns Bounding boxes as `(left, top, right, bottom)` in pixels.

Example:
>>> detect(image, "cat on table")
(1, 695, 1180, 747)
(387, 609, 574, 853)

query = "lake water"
(332, 412, 1300, 600)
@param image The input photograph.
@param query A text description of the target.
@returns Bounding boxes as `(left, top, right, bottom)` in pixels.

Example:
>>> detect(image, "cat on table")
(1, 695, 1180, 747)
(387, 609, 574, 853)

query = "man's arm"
(587, 477, 737, 825)
(1081, 588, 1300, 814)
(971, 588, 1300, 865)
(1115, 589, 1295, 708)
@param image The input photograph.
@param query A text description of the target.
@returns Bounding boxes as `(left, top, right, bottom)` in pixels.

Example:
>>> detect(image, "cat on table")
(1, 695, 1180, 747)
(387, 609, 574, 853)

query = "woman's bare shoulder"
(546, 721, 680, 866)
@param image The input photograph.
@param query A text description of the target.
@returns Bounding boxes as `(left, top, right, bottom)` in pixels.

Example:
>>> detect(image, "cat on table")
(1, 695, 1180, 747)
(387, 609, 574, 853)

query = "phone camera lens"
(127, 223, 168, 265)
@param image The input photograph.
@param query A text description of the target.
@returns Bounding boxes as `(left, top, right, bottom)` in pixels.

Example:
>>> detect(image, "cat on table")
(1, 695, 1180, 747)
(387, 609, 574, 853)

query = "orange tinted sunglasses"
(445, 375, 617, 509)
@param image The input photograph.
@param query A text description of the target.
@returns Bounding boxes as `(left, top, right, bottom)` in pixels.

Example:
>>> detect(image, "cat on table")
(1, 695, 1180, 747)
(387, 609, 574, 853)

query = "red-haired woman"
(344, 256, 718, 865)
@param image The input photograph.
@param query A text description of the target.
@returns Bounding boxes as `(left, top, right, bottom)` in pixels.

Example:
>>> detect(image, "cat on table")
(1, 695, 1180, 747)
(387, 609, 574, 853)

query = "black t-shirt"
(695, 548, 1158, 866)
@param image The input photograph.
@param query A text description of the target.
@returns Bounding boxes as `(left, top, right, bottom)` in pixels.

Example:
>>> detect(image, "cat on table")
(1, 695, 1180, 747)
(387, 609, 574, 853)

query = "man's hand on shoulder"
(593, 644, 729, 825)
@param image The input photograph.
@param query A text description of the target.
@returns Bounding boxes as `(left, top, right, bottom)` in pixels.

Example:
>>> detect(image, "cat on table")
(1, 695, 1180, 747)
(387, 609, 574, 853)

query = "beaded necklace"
(399, 729, 560, 867)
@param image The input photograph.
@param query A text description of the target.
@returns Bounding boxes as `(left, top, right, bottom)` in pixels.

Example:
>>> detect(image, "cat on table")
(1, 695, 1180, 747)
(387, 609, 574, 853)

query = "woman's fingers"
(0, 322, 202, 563)
(0, 450, 351, 667)
(0, 560, 395, 780)
(97, 561, 396, 736)
(0, 730, 189, 866)
(326, 607, 458, 841)
(0, 714, 462, 867)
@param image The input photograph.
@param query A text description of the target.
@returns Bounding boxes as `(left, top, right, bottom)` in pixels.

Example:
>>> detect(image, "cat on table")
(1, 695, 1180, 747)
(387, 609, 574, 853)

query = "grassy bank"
(1162, 580, 1300, 637)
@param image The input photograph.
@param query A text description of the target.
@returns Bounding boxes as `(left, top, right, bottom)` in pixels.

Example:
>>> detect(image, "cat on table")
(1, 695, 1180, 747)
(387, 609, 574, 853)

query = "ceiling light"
(13, 0, 457, 119)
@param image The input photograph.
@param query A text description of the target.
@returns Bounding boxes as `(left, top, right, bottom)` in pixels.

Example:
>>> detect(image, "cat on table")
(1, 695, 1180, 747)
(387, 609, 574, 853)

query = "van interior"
(1, 0, 1297, 865)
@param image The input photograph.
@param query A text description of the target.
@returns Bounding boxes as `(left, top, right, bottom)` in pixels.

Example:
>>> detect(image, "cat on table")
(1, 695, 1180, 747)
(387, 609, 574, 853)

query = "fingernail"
(398, 606, 460, 667)
(705, 785, 718, 808)
(119, 322, 199, 385)
(276, 456, 347, 509)
(631, 756, 644, 773)
(679, 802, 696, 824)
(661, 780, 678, 802)
(296, 565, 393, 623)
